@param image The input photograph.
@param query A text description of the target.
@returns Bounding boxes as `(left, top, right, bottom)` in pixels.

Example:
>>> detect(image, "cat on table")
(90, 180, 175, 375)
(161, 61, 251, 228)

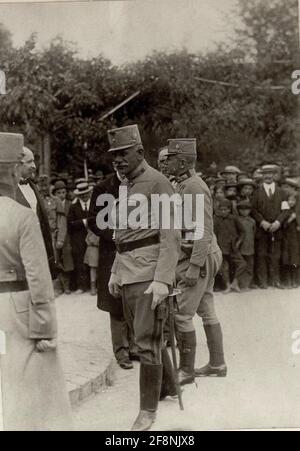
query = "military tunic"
(0, 197, 72, 431)
(112, 160, 180, 364)
(175, 172, 222, 332)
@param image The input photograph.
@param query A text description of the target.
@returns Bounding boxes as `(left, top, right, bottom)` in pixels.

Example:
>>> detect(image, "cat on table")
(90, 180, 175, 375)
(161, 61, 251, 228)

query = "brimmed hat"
(74, 182, 93, 196)
(282, 178, 300, 189)
(225, 181, 238, 189)
(74, 178, 88, 185)
(205, 177, 217, 187)
(237, 171, 248, 178)
(237, 200, 252, 210)
(0, 133, 24, 164)
(107, 124, 142, 152)
(261, 164, 280, 174)
(53, 180, 67, 194)
(237, 178, 256, 188)
(215, 177, 226, 185)
(220, 166, 241, 175)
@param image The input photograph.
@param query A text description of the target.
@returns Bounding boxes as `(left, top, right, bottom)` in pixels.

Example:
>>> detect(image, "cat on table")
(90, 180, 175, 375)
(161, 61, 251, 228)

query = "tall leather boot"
(178, 331, 196, 386)
(131, 363, 163, 431)
(160, 347, 177, 400)
(195, 323, 227, 377)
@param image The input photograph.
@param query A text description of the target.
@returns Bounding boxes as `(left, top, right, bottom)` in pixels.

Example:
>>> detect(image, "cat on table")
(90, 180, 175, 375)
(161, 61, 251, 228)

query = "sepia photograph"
(0, 0, 300, 433)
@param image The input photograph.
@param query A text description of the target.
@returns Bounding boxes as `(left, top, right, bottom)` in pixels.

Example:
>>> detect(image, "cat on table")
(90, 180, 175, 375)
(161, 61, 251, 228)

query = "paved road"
(73, 288, 300, 431)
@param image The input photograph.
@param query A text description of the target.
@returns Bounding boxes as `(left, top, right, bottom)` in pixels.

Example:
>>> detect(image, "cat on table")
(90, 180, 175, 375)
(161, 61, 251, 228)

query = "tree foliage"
(0, 0, 298, 175)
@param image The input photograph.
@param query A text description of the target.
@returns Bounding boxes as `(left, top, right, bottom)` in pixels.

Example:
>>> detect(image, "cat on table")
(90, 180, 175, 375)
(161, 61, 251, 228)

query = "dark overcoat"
(60, 199, 74, 272)
(88, 173, 123, 317)
(16, 180, 57, 278)
(251, 185, 289, 244)
(67, 199, 88, 264)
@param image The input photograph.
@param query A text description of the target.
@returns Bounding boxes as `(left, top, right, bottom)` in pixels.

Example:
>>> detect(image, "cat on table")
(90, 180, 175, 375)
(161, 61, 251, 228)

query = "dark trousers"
(72, 252, 89, 291)
(219, 252, 247, 285)
(255, 237, 282, 287)
(239, 255, 254, 289)
(122, 281, 166, 365)
(110, 313, 137, 363)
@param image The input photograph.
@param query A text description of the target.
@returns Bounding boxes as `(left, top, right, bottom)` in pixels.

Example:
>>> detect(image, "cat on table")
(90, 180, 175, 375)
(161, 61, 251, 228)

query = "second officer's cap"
(166, 139, 197, 157)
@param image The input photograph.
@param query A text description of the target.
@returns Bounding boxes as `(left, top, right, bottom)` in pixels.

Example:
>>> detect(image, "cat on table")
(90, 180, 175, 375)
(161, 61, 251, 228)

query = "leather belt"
(0, 281, 28, 293)
(116, 235, 160, 254)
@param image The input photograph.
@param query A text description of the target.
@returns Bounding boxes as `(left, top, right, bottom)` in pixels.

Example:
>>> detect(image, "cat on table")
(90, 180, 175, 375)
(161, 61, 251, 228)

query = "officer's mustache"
(114, 163, 128, 169)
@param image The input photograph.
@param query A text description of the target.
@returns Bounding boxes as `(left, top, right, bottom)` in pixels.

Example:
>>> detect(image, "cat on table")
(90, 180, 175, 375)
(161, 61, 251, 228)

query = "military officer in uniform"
(164, 139, 227, 384)
(108, 125, 180, 431)
(0, 133, 71, 430)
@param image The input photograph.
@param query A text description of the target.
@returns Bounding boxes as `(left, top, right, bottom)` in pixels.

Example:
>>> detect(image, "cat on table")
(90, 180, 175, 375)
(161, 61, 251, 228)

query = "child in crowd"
(237, 200, 256, 291)
(84, 230, 100, 295)
(213, 185, 226, 214)
(214, 199, 247, 294)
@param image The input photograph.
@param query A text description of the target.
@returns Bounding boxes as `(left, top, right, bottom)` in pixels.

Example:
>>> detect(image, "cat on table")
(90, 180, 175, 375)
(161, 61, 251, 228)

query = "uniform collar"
(176, 168, 196, 184)
(126, 160, 149, 182)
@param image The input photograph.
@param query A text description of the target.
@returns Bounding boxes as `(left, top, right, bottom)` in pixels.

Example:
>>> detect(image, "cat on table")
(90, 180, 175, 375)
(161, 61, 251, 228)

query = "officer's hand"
(56, 241, 64, 250)
(269, 220, 281, 233)
(144, 282, 169, 310)
(185, 263, 200, 287)
(36, 339, 57, 353)
(261, 220, 271, 232)
(108, 273, 122, 298)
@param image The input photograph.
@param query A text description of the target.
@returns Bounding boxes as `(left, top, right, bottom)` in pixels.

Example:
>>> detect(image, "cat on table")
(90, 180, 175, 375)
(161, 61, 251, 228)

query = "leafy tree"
(0, 0, 298, 175)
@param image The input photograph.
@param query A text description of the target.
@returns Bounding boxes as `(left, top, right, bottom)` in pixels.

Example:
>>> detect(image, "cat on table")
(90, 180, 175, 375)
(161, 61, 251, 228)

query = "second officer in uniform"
(164, 138, 227, 384)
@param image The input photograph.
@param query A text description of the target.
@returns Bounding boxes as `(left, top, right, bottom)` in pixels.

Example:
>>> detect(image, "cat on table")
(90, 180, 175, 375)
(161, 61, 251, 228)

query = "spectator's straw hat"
(237, 178, 256, 188)
(220, 166, 241, 175)
(282, 178, 300, 189)
(74, 182, 93, 196)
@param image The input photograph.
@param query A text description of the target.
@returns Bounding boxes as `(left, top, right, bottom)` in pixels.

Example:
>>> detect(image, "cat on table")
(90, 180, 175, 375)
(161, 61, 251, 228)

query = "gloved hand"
(261, 220, 271, 232)
(144, 281, 169, 310)
(36, 339, 57, 353)
(185, 263, 201, 287)
(269, 220, 281, 233)
(108, 273, 122, 298)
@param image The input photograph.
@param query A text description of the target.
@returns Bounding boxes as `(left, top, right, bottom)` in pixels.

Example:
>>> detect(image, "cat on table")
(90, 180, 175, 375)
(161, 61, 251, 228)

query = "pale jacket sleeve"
(18, 209, 57, 339)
